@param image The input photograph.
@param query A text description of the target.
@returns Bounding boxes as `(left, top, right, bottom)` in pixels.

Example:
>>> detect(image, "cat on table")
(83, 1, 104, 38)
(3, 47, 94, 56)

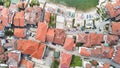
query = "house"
(63, 37, 76, 51)
(78, 33, 103, 47)
(111, 22, 120, 35)
(53, 29, 66, 45)
(60, 52, 72, 68)
(113, 45, 120, 64)
(46, 28, 55, 42)
(17, 39, 45, 59)
(102, 63, 110, 68)
(31, 43, 46, 59)
(4, 40, 17, 50)
(14, 11, 24, 27)
(56, 15, 65, 29)
(14, 28, 26, 38)
(79, 47, 91, 57)
(106, 1, 120, 20)
(0, 8, 10, 27)
(91, 47, 102, 57)
(45, 12, 50, 23)
(20, 59, 34, 68)
(17, 40, 39, 55)
(7, 50, 21, 63)
(36, 22, 48, 42)
(106, 35, 118, 45)
(101, 45, 114, 58)
(0, 24, 5, 37)
(25, 6, 41, 24)
(0, 46, 4, 54)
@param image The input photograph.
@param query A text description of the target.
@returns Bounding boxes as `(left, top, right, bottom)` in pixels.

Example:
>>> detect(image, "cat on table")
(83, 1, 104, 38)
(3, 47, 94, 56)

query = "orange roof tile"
(36, 22, 48, 42)
(45, 12, 50, 23)
(80, 47, 91, 57)
(91, 47, 102, 57)
(46, 28, 55, 42)
(107, 35, 118, 45)
(103, 63, 110, 68)
(53, 29, 66, 45)
(112, 22, 120, 35)
(0, 24, 4, 31)
(14, 11, 24, 27)
(64, 37, 76, 51)
(60, 53, 72, 68)
(31, 43, 45, 59)
(102, 45, 114, 58)
(14, 28, 25, 38)
(20, 59, 34, 68)
(17, 40, 39, 55)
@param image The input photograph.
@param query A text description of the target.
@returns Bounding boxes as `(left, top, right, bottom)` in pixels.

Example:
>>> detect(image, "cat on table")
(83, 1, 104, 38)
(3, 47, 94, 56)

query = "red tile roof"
(91, 47, 102, 57)
(113, 45, 120, 64)
(78, 33, 103, 47)
(0, 8, 10, 26)
(101, 45, 114, 58)
(31, 43, 45, 59)
(64, 37, 76, 51)
(60, 53, 72, 68)
(46, 28, 55, 42)
(20, 59, 34, 68)
(17, 40, 39, 55)
(107, 35, 118, 45)
(45, 12, 50, 23)
(112, 22, 120, 35)
(14, 11, 24, 27)
(36, 22, 48, 42)
(103, 63, 110, 68)
(0, 24, 4, 31)
(14, 28, 25, 38)
(53, 29, 66, 45)
(80, 47, 91, 57)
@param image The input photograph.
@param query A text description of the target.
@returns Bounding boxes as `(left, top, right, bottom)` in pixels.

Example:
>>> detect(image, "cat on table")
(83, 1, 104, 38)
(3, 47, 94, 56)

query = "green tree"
(51, 60, 59, 68)
(5, 30, 14, 36)
(3, 0, 11, 8)
(30, 0, 40, 7)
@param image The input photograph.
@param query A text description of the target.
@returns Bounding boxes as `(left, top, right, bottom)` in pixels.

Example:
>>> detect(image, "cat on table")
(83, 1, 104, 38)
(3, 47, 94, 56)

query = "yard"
(49, 0, 98, 11)
(70, 55, 82, 67)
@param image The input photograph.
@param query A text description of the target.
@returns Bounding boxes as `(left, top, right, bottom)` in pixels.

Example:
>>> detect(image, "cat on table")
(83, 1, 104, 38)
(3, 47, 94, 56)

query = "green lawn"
(70, 55, 82, 67)
(49, 0, 98, 11)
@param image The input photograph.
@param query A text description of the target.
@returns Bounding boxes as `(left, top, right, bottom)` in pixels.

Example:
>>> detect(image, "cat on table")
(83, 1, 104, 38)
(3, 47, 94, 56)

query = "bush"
(5, 30, 13, 36)
(30, 0, 40, 7)
(51, 60, 59, 68)
(3, 0, 10, 8)
(70, 55, 82, 67)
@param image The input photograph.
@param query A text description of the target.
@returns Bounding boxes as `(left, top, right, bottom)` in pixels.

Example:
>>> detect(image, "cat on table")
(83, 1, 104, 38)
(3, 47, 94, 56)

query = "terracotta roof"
(63, 37, 76, 51)
(101, 45, 114, 58)
(20, 59, 34, 68)
(106, 2, 116, 18)
(60, 53, 72, 68)
(85, 63, 92, 68)
(36, 22, 48, 42)
(17, 40, 39, 55)
(14, 11, 24, 27)
(80, 47, 91, 57)
(113, 45, 120, 64)
(7, 51, 21, 62)
(103, 63, 110, 68)
(31, 43, 45, 59)
(0, 8, 10, 26)
(78, 33, 103, 47)
(0, 24, 4, 31)
(45, 12, 50, 23)
(46, 28, 55, 42)
(112, 22, 120, 35)
(107, 35, 119, 45)
(14, 28, 25, 38)
(91, 47, 102, 57)
(53, 29, 66, 45)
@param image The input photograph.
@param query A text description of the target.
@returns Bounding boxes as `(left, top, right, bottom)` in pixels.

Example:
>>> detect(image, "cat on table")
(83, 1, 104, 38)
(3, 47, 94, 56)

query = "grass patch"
(70, 55, 82, 67)
(49, 0, 98, 11)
